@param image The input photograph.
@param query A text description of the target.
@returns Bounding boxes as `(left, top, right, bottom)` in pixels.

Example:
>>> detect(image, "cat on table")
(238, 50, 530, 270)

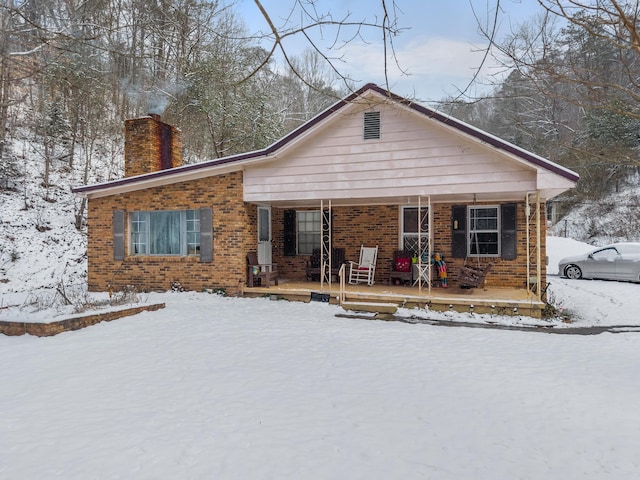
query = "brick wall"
(88, 172, 545, 292)
(0, 303, 165, 336)
(87, 172, 253, 293)
(271, 202, 546, 289)
(124, 116, 183, 177)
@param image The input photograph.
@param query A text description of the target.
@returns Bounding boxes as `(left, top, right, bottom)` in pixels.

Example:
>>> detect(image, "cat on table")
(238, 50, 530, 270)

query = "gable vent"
(363, 111, 381, 140)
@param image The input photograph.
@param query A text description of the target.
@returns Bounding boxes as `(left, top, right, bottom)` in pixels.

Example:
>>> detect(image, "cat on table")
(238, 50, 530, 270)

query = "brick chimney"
(124, 114, 183, 177)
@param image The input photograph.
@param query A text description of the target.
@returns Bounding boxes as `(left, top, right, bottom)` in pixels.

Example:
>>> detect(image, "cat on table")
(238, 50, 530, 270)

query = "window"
(130, 212, 148, 255)
(129, 210, 200, 256)
(297, 210, 321, 255)
(363, 111, 381, 140)
(186, 209, 201, 255)
(401, 206, 429, 257)
(452, 204, 516, 260)
(592, 247, 619, 261)
(468, 206, 499, 256)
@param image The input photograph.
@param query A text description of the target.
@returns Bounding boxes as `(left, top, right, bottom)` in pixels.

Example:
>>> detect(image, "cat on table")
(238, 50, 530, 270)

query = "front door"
(257, 206, 272, 265)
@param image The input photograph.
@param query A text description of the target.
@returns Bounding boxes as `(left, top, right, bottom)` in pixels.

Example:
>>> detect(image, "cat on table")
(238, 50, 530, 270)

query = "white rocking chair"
(348, 245, 379, 286)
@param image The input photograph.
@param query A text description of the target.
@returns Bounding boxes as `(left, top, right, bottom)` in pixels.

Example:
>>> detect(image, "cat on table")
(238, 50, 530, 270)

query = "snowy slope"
(551, 175, 640, 244)
(1, 134, 91, 294)
(0, 182, 86, 293)
(1, 124, 129, 296)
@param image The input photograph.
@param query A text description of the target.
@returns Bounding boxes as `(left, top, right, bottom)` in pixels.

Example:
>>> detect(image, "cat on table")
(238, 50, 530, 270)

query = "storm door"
(257, 206, 272, 265)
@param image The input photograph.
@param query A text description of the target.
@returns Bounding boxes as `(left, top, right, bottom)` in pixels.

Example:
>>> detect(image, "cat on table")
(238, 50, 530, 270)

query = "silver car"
(558, 243, 640, 282)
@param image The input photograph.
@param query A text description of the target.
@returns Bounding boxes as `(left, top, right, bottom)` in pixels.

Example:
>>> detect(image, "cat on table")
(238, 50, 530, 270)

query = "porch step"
(340, 301, 398, 315)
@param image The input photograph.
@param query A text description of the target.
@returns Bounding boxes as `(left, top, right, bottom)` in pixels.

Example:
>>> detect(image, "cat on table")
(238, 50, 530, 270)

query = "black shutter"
(199, 207, 213, 263)
(284, 209, 296, 256)
(113, 210, 125, 260)
(451, 205, 467, 258)
(501, 203, 517, 260)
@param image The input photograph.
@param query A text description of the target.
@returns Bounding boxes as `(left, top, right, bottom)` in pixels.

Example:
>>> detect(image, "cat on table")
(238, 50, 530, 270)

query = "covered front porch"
(256, 192, 547, 304)
(241, 278, 546, 318)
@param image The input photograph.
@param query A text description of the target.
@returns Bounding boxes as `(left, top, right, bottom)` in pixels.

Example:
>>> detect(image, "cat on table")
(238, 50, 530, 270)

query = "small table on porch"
(412, 263, 432, 287)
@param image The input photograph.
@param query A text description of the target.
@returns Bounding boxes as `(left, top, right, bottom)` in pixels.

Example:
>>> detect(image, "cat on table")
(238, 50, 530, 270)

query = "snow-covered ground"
(2, 236, 640, 479)
(544, 236, 640, 326)
(2, 234, 637, 328)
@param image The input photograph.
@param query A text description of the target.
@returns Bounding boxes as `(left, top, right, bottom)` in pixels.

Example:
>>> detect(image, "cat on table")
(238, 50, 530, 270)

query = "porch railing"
(338, 263, 346, 305)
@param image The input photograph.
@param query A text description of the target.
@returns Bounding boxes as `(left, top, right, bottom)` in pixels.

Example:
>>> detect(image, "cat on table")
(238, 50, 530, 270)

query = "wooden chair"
(246, 251, 279, 287)
(389, 250, 413, 285)
(458, 262, 493, 288)
(306, 248, 345, 281)
(305, 248, 322, 281)
(348, 245, 378, 286)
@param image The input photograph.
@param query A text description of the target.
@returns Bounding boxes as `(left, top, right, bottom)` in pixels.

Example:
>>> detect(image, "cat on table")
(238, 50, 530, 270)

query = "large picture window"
(297, 210, 321, 255)
(468, 206, 499, 256)
(130, 210, 200, 256)
(401, 206, 429, 257)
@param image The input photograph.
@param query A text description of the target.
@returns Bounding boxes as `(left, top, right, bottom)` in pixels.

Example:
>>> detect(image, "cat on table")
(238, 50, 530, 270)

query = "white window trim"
(467, 205, 501, 257)
(296, 210, 321, 255)
(399, 206, 429, 256)
(129, 209, 200, 257)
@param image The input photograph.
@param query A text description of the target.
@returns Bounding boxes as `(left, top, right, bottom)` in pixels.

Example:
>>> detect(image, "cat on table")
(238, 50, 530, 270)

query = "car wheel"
(565, 265, 583, 279)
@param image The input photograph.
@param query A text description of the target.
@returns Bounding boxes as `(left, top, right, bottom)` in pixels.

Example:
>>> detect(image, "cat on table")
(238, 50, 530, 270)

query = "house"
(72, 83, 578, 303)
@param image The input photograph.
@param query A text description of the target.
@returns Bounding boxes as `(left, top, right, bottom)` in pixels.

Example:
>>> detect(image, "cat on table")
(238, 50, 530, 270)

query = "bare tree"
(484, 1, 640, 118)
(245, 0, 404, 94)
(0, 0, 406, 184)
(449, 0, 640, 200)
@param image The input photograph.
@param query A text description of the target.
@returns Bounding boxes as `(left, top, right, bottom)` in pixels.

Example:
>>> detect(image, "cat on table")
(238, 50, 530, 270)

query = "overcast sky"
(233, 0, 545, 103)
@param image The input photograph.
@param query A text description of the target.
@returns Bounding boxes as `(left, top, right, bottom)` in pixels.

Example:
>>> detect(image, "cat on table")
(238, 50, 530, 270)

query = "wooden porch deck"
(241, 279, 545, 318)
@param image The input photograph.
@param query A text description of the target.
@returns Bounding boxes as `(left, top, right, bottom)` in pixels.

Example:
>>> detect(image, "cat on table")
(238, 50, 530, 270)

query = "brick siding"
(124, 116, 182, 177)
(87, 172, 253, 293)
(88, 172, 545, 292)
(0, 304, 165, 336)
(270, 202, 546, 289)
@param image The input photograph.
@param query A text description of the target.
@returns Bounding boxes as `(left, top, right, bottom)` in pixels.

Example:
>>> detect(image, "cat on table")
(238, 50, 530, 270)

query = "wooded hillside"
(2, 0, 640, 236)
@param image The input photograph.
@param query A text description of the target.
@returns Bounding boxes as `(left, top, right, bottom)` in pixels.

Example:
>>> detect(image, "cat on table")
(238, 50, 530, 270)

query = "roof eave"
(73, 82, 579, 198)
(72, 151, 270, 198)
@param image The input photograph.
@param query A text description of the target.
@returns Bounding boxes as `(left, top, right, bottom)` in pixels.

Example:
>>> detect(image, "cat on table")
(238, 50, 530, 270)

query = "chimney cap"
(149, 113, 161, 122)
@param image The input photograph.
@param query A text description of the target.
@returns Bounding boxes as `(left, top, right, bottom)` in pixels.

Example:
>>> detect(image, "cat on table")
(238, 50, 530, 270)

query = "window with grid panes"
(129, 210, 200, 256)
(296, 211, 321, 255)
(401, 206, 429, 257)
(468, 206, 500, 256)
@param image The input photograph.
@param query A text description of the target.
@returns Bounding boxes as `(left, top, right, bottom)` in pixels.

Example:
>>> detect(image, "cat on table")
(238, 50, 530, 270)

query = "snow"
(0, 136, 88, 295)
(2, 236, 640, 479)
(551, 175, 640, 245)
(545, 236, 640, 326)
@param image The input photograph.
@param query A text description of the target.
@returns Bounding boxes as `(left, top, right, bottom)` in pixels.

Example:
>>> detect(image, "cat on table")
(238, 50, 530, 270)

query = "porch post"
(320, 200, 332, 289)
(417, 195, 432, 295)
(535, 191, 542, 301)
(427, 196, 432, 296)
(526, 191, 542, 301)
(418, 196, 423, 293)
